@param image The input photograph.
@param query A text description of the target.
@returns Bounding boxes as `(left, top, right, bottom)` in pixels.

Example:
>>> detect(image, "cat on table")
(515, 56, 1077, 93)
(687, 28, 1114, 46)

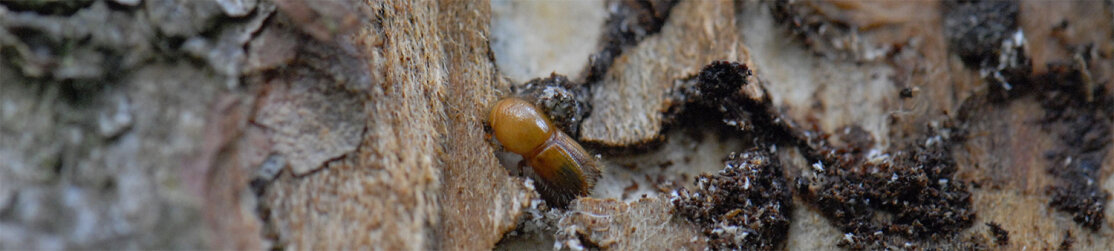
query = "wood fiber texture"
(1, 0, 1112, 250)
(261, 0, 530, 250)
(579, 0, 755, 147)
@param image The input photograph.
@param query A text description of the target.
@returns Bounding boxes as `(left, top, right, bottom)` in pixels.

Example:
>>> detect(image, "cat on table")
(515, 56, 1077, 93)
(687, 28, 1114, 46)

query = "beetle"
(489, 97, 601, 208)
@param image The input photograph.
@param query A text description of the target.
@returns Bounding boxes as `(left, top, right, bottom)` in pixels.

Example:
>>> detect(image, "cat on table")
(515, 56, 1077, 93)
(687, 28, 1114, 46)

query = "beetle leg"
(517, 159, 528, 175)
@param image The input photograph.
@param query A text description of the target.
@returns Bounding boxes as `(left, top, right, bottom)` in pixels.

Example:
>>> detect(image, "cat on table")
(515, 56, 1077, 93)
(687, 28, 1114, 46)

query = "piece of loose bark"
(261, 1, 531, 250)
(579, 0, 756, 147)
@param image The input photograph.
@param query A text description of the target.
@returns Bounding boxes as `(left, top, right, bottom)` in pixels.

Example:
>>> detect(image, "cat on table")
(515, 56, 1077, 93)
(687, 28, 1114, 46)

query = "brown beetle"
(489, 97, 601, 208)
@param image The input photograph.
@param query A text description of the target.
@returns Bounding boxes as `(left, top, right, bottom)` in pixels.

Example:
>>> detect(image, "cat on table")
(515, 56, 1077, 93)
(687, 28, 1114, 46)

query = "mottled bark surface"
(1, 0, 1112, 250)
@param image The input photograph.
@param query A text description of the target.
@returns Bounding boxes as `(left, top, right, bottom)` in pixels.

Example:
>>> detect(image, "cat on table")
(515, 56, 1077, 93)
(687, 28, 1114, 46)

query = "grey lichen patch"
(0, 62, 225, 249)
(144, 0, 226, 37)
(0, 1, 152, 80)
(579, 0, 753, 147)
(0, 0, 273, 248)
(0, 0, 270, 82)
(215, 0, 257, 17)
(183, 2, 274, 78)
(0, 0, 93, 15)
